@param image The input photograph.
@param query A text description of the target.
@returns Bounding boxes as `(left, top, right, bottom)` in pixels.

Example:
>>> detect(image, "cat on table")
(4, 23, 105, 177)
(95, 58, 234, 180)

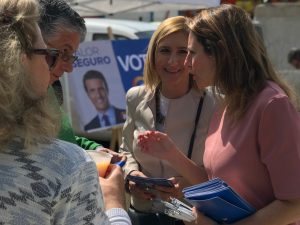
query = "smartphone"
(126, 175, 174, 188)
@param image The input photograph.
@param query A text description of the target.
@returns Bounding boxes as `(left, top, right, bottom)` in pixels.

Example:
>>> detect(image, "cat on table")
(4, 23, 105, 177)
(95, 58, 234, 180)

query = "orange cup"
(86, 150, 113, 177)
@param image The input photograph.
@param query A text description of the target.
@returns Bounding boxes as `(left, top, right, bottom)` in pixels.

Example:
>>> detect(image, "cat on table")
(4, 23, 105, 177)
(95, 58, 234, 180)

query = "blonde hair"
(0, 0, 60, 148)
(143, 16, 189, 92)
(189, 4, 298, 120)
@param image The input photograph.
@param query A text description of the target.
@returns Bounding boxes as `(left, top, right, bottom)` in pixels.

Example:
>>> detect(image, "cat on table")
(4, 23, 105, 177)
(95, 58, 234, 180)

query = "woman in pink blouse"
(138, 4, 300, 225)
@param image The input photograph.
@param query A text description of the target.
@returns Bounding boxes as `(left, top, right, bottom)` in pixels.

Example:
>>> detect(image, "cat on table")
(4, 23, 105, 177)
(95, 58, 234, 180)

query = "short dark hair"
(288, 48, 300, 63)
(83, 70, 109, 92)
(38, 0, 86, 42)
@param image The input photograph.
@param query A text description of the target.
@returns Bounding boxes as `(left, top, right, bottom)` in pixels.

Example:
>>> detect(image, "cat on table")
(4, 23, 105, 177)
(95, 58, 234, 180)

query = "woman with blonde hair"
(0, 0, 131, 224)
(139, 4, 300, 225)
(120, 15, 217, 225)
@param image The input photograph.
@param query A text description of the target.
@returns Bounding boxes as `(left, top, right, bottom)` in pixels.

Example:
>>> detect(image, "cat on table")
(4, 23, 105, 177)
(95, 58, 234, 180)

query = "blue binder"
(183, 178, 256, 224)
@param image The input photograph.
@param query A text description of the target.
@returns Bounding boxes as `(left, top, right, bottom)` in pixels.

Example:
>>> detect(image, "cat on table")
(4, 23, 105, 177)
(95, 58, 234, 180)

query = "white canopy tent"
(67, 0, 220, 17)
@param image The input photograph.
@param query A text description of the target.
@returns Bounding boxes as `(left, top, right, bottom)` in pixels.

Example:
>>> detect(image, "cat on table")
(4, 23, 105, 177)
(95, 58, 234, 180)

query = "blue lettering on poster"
(74, 45, 112, 68)
(112, 39, 150, 92)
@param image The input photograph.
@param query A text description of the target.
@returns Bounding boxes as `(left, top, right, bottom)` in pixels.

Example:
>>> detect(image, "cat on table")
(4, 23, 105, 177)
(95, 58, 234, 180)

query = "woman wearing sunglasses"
(0, 0, 131, 224)
(28, 48, 60, 68)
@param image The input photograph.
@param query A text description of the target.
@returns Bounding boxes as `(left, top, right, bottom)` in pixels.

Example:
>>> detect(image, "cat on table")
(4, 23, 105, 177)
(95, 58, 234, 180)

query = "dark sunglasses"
(28, 48, 60, 70)
(60, 50, 78, 63)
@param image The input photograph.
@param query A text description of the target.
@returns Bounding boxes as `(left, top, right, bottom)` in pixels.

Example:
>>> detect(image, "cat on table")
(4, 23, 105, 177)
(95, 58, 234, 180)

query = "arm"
(245, 96, 300, 225)
(138, 131, 208, 185)
(76, 139, 126, 163)
(75, 136, 103, 150)
(196, 96, 300, 225)
(119, 87, 156, 200)
(234, 199, 300, 225)
(120, 108, 153, 200)
(100, 165, 132, 225)
(100, 165, 126, 209)
(119, 87, 141, 176)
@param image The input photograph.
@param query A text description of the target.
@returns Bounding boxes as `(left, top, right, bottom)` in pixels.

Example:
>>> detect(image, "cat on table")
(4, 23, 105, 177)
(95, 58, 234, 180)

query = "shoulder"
(37, 139, 94, 177)
(256, 81, 290, 110)
(125, 85, 148, 106)
(2, 139, 103, 224)
(126, 85, 147, 99)
(246, 81, 298, 124)
(260, 81, 287, 98)
(51, 139, 89, 157)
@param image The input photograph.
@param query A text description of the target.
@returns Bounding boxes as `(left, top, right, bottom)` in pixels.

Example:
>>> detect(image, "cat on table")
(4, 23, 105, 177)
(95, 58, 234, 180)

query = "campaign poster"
(112, 39, 149, 92)
(68, 39, 149, 133)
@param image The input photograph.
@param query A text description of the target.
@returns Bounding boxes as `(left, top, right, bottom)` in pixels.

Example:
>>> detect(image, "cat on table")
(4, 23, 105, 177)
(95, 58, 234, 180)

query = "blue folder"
(182, 178, 256, 224)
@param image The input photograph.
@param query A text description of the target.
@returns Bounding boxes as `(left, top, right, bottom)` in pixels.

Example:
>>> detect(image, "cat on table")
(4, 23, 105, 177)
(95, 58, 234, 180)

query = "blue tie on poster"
(68, 39, 150, 133)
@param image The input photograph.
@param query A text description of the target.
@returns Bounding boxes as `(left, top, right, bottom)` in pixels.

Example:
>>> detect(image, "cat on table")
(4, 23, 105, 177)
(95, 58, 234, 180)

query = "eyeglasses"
(60, 50, 78, 63)
(28, 48, 60, 70)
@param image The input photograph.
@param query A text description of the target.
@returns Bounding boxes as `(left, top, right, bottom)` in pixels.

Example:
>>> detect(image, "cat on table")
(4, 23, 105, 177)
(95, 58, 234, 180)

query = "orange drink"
(86, 150, 112, 177)
(95, 161, 111, 177)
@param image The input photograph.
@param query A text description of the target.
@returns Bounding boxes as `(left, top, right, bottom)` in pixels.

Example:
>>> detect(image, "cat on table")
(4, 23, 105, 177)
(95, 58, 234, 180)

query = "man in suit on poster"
(83, 70, 126, 131)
